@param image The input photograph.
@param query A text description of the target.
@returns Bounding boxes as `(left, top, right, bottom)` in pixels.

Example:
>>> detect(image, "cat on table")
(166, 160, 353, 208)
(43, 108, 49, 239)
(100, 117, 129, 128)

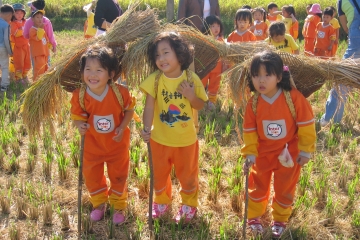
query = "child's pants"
(13, 44, 31, 80)
(32, 55, 48, 81)
(303, 37, 315, 55)
(247, 141, 301, 222)
(201, 60, 222, 103)
(0, 47, 10, 87)
(150, 139, 199, 207)
(83, 148, 130, 210)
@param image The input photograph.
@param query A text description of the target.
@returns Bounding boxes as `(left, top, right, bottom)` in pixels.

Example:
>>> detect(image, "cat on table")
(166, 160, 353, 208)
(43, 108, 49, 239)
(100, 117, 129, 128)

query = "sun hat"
(13, 3, 26, 15)
(309, 4, 322, 14)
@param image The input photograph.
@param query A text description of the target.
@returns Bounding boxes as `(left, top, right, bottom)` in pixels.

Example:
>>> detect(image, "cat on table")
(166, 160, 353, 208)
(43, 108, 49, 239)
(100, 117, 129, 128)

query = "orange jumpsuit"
(29, 26, 50, 81)
(227, 30, 257, 42)
(302, 15, 321, 55)
(140, 71, 208, 207)
(267, 14, 282, 23)
(241, 88, 316, 222)
(10, 20, 31, 80)
(314, 23, 336, 58)
(251, 21, 268, 41)
(71, 84, 134, 210)
(201, 36, 224, 103)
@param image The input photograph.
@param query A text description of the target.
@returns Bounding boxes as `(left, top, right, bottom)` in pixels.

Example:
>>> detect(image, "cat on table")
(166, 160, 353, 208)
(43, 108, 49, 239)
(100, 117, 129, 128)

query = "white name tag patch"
(262, 119, 287, 139)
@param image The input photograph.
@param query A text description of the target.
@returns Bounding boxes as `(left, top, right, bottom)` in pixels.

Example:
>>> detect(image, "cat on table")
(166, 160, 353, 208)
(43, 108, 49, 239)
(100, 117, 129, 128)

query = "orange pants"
(32, 55, 48, 81)
(314, 48, 332, 59)
(83, 146, 130, 210)
(303, 37, 315, 55)
(150, 139, 199, 207)
(331, 43, 338, 57)
(201, 60, 222, 103)
(247, 140, 301, 222)
(13, 44, 31, 80)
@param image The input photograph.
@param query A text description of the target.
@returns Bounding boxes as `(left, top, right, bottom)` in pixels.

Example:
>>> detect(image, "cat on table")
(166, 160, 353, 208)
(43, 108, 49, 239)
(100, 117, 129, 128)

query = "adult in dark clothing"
(177, 0, 220, 31)
(94, 0, 122, 35)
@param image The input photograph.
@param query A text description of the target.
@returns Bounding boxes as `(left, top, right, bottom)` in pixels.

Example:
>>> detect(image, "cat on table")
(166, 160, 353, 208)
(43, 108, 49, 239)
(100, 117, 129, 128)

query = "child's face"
(252, 64, 280, 98)
(155, 40, 182, 78)
(272, 34, 285, 43)
(236, 19, 250, 31)
(323, 14, 332, 24)
(253, 11, 263, 21)
(83, 58, 114, 96)
(210, 23, 221, 37)
(14, 10, 24, 21)
(282, 8, 290, 18)
(33, 13, 43, 26)
(269, 7, 278, 14)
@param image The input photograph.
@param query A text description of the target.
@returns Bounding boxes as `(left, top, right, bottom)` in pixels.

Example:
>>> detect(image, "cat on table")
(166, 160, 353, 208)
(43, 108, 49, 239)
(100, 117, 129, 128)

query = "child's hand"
(328, 45, 333, 51)
(76, 122, 89, 135)
(243, 158, 254, 175)
(112, 127, 124, 142)
(177, 81, 195, 101)
(296, 156, 310, 166)
(141, 127, 151, 143)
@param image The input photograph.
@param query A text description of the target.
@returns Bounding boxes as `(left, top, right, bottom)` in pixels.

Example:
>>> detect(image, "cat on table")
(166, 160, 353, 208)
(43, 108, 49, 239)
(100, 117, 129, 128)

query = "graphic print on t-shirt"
(160, 103, 190, 127)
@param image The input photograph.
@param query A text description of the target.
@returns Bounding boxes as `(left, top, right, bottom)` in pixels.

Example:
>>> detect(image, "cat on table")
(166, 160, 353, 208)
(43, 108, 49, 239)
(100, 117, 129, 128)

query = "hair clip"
(283, 65, 289, 72)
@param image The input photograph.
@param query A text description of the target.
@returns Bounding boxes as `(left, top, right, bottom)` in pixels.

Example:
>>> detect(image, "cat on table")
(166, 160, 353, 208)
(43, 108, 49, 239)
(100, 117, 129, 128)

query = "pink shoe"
(113, 211, 125, 225)
(152, 203, 169, 219)
(247, 218, 263, 235)
(271, 221, 286, 238)
(90, 204, 105, 222)
(175, 205, 197, 223)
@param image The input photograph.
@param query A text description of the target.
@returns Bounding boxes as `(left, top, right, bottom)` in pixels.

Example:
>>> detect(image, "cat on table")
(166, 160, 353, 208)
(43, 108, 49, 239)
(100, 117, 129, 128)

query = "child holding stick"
(71, 45, 135, 225)
(140, 32, 207, 223)
(241, 51, 316, 238)
(201, 15, 225, 110)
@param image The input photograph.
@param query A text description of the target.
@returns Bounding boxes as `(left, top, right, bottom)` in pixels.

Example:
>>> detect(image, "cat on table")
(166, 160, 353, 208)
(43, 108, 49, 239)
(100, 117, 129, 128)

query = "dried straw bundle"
(122, 24, 222, 86)
(226, 51, 360, 109)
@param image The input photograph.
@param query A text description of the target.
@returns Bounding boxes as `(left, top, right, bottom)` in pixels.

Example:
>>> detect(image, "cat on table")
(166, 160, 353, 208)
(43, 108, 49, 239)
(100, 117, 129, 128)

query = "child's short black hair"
(247, 51, 292, 92)
(323, 7, 334, 17)
(148, 32, 194, 71)
(203, 15, 224, 37)
(80, 45, 119, 81)
(282, 5, 296, 17)
(241, 5, 252, 10)
(235, 8, 253, 27)
(267, 2, 278, 11)
(0, 4, 15, 13)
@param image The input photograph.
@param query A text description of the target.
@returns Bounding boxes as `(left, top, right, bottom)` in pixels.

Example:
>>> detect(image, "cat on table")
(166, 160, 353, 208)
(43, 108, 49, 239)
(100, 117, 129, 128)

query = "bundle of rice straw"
(122, 24, 221, 86)
(227, 51, 360, 109)
(21, 2, 160, 136)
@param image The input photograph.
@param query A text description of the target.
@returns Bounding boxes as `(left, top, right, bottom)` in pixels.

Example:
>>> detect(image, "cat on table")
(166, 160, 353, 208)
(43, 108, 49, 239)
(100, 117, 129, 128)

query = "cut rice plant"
(19, 124, 27, 137)
(347, 175, 359, 206)
(43, 203, 53, 226)
(221, 121, 232, 145)
(57, 151, 70, 181)
(9, 224, 21, 240)
(352, 211, 360, 229)
(134, 217, 145, 240)
(314, 169, 330, 203)
(325, 190, 337, 225)
(298, 161, 313, 196)
(82, 213, 93, 234)
(107, 206, 115, 239)
(26, 154, 36, 173)
(9, 110, 17, 123)
(10, 140, 21, 157)
(43, 151, 54, 180)
(16, 197, 28, 219)
(69, 139, 79, 168)
(28, 137, 38, 156)
(338, 162, 349, 189)
(0, 147, 4, 168)
(29, 202, 39, 220)
(7, 155, 20, 174)
(0, 195, 10, 214)
(135, 162, 149, 197)
(230, 184, 242, 213)
(1, 130, 11, 152)
(60, 210, 70, 231)
(204, 120, 216, 143)
(130, 145, 141, 175)
(43, 128, 53, 151)
(208, 159, 222, 203)
(294, 191, 317, 214)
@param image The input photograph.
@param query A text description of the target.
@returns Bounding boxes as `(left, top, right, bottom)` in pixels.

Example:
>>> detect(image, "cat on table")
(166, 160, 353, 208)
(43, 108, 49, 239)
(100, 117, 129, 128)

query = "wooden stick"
(78, 135, 85, 240)
(243, 159, 250, 240)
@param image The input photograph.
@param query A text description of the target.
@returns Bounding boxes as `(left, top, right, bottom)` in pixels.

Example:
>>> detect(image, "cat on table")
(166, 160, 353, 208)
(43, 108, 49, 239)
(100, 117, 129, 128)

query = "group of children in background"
(0, 0, 56, 92)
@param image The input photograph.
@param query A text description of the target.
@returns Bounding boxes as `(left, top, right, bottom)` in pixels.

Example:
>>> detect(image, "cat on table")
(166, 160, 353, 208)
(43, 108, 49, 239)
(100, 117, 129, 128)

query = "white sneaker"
(319, 118, 329, 127)
(0, 86, 8, 92)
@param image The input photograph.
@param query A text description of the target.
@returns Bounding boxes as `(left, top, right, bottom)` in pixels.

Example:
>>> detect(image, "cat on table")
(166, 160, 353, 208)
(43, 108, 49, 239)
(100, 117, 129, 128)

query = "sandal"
(272, 221, 286, 238)
(247, 218, 263, 235)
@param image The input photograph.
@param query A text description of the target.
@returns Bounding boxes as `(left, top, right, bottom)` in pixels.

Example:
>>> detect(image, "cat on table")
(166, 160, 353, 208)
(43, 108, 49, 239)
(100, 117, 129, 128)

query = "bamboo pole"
(166, 0, 174, 22)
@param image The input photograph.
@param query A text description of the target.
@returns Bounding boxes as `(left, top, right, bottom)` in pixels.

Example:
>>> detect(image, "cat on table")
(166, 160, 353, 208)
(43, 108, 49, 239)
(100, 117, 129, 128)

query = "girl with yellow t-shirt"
(265, 22, 299, 54)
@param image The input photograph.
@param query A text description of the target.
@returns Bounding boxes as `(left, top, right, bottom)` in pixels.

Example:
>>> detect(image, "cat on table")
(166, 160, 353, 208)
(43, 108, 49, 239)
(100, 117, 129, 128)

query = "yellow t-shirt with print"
(265, 34, 299, 54)
(140, 71, 208, 147)
(330, 18, 340, 29)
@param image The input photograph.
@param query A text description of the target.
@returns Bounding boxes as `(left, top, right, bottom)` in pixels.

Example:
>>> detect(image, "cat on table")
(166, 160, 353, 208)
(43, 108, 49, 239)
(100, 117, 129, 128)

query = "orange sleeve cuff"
(71, 114, 87, 121)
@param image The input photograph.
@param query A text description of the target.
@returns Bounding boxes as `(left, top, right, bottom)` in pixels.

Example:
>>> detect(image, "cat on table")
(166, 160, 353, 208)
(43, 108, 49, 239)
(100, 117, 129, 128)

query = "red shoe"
(272, 221, 286, 238)
(175, 205, 197, 223)
(247, 218, 263, 235)
(152, 203, 169, 219)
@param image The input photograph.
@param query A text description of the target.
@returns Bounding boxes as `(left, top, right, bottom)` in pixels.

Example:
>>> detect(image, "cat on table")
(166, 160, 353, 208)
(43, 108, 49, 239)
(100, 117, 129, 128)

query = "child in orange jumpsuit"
(29, 10, 50, 81)
(71, 45, 135, 225)
(140, 32, 208, 223)
(227, 9, 257, 43)
(201, 15, 225, 110)
(10, 3, 30, 82)
(265, 22, 299, 54)
(280, 5, 299, 40)
(302, 3, 322, 55)
(250, 8, 268, 40)
(242, 51, 316, 238)
(314, 7, 336, 58)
